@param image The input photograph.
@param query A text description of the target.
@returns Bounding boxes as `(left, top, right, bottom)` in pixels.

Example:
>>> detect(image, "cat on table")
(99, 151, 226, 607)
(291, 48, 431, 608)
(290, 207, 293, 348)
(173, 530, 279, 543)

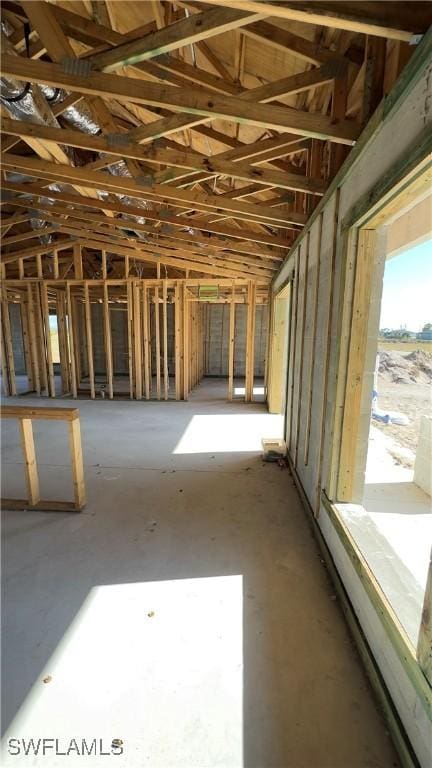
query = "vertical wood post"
(228, 282, 235, 400)
(142, 284, 150, 400)
(41, 282, 56, 397)
(73, 243, 83, 280)
(84, 281, 95, 399)
(103, 282, 114, 399)
(66, 283, 78, 399)
(27, 283, 41, 395)
(69, 417, 86, 510)
(154, 286, 161, 400)
(126, 280, 134, 399)
(163, 281, 169, 400)
(20, 418, 40, 505)
(183, 283, 189, 400)
(174, 282, 182, 400)
(1, 288, 17, 396)
(133, 281, 142, 400)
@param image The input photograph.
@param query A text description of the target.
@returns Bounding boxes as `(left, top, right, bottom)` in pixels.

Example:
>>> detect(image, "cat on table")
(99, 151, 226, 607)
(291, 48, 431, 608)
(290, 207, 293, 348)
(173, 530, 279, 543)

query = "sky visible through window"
(380, 238, 432, 332)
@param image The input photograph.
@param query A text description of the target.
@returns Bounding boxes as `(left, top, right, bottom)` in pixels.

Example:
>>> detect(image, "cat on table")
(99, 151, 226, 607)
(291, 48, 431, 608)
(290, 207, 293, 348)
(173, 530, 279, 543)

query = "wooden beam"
(0, 55, 360, 145)
(2, 153, 307, 229)
(1, 118, 327, 196)
(3, 187, 289, 254)
(242, 20, 347, 66)
(90, 6, 263, 71)
(198, 1, 429, 41)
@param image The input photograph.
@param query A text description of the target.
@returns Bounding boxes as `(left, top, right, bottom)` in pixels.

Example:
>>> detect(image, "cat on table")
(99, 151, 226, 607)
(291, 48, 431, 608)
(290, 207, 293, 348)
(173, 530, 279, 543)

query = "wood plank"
(19, 418, 40, 506)
(162, 281, 169, 400)
(1, 498, 80, 513)
(183, 283, 189, 400)
(2, 182, 292, 250)
(245, 280, 256, 402)
(228, 282, 235, 400)
(91, 6, 263, 71)
(103, 282, 114, 399)
(1, 289, 17, 396)
(337, 229, 376, 500)
(73, 243, 83, 280)
(26, 284, 41, 395)
(1, 118, 327, 196)
(1, 405, 79, 421)
(133, 281, 142, 400)
(1, 153, 308, 228)
(174, 282, 182, 400)
(154, 286, 161, 400)
(66, 283, 78, 398)
(142, 285, 150, 400)
(126, 280, 134, 399)
(0, 55, 360, 145)
(200, 1, 427, 40)
(68, 417, 86, 510)
(83, 282, 96, 399)
(41, 282, 55, 397)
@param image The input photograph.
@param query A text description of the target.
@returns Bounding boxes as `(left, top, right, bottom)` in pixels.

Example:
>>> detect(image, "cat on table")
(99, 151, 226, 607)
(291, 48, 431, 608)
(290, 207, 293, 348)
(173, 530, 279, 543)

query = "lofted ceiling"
(1, 0, 431, 283)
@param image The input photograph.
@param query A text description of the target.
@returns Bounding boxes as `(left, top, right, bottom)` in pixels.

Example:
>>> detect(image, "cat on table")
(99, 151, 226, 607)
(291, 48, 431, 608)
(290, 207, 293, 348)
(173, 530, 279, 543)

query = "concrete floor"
(1, 379, 398, 767)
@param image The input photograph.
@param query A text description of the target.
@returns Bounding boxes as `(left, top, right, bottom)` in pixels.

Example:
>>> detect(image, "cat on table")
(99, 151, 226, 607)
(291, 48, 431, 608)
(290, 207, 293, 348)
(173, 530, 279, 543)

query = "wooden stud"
(1, 288, 17, 396)
(20, 418, 40, 505)
(53, 249, 59, 279)
(20, 299, 34, 392)
(41, 282, 56, 397)
(304, 213, 323, 465)
(142, 285, 150, 400)
(66, 283, 78, 398)
(245, 280, 256, 401)
(228, 282, 235, 400)
(174, 282, 182, 400)
(154, 286, 161, 400)
(162, 281, 169, 400)
(83, 281, 96, 399)
(126, 280, 134, 399)
(102, 249, 107, 279)
(294, 232, 310, 468)
(56, 290, 70, 394)
(27, 284, 41, 395)
(133, 281, 142, 400)
(337, 228, 376, 501)
(103, 282, 114, 399)
(73, 243, 83, 279)
(68, 417, 86, 510)
(183, 283, 189, 400)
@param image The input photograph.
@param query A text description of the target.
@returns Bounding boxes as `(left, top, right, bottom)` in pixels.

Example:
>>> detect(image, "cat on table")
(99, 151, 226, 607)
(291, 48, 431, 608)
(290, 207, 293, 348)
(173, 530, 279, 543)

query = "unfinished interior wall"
(270, 39, 432, 768)
(1, 279, 267, 403)
(203, 304, 268, 377)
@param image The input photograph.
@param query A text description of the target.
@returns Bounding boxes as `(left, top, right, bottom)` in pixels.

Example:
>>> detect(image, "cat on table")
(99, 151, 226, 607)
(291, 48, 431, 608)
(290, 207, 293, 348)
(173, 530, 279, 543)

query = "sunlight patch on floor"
(173, 413, 284, 454)
(2, 576, 244, 767)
